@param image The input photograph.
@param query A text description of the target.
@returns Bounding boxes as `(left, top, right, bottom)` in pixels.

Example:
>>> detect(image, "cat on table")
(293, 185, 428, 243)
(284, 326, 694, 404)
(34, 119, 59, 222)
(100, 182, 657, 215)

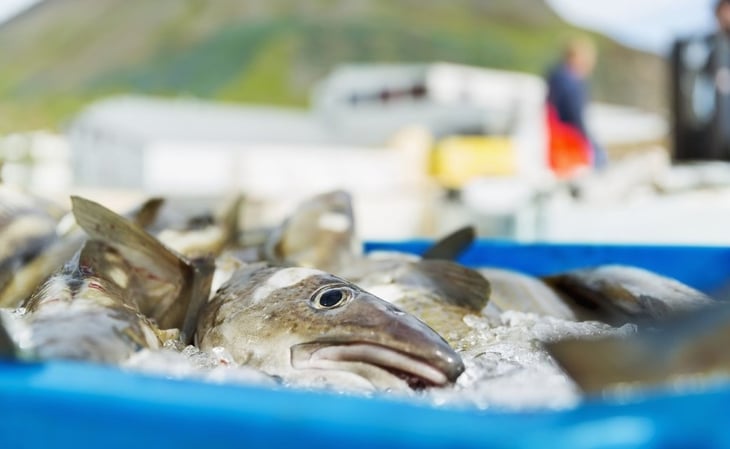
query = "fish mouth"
(291, 342, 460, 390)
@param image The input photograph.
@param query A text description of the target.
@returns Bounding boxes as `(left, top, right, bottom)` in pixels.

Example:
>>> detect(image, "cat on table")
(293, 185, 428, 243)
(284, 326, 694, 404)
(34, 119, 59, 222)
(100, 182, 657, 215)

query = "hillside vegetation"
(0, 0, 666, 133)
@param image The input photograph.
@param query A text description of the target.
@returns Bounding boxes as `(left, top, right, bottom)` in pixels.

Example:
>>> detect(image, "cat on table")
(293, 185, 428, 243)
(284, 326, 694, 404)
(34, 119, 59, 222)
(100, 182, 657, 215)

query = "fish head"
(197, 265, 464, 391)
(265, 190, 360, 272)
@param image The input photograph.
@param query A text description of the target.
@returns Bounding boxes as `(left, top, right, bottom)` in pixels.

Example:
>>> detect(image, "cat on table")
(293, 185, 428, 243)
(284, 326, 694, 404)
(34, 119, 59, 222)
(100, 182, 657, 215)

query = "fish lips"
(296, 286, 465, 390)
(291, 341, 462, 390)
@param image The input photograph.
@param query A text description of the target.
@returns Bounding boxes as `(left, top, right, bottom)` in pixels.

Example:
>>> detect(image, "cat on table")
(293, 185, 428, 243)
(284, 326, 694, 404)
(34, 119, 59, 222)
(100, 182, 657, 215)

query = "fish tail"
(216, 194, 244, 248)
(545, 336, 660, 393)
(128, 197, 165, 227)
(70, 196, 214, 344)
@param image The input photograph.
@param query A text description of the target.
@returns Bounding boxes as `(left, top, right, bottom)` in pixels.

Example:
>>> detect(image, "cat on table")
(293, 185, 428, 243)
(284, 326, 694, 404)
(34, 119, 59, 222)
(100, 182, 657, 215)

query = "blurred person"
(545, 37, 607, 177)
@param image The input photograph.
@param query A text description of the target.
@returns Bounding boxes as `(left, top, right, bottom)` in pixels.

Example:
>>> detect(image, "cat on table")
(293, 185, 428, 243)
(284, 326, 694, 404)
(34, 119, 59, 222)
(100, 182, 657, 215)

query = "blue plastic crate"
(3, 241, 730, 449)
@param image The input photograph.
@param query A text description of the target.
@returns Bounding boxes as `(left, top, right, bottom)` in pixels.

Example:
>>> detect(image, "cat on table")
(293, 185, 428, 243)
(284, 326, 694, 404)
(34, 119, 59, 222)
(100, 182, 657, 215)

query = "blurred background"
(0, 0, 722, 243)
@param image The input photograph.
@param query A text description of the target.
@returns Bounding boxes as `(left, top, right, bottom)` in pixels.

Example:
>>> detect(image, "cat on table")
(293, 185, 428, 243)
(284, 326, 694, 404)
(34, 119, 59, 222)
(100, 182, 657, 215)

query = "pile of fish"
(0, 186, 727, 408)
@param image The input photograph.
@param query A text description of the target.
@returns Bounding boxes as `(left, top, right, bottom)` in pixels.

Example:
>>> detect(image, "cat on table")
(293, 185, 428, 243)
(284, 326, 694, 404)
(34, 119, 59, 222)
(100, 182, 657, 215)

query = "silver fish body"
(544, 265, 714, 325)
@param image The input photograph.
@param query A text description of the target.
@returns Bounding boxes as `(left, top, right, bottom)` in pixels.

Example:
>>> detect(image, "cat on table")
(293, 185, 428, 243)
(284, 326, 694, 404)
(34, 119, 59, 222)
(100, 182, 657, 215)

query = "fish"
(0, 187, 65, 306)
(196, 264, 465, 391)
(546, 302, 730, 394)
(252, 190, 360, 272)
(71, 196, 215, 343)
(543, 265, 715, 326)
(0, 196, 215, 364)
(0, 197, 165, 309)
(243, 191, 490, 345)
(13, 239, 170, 363)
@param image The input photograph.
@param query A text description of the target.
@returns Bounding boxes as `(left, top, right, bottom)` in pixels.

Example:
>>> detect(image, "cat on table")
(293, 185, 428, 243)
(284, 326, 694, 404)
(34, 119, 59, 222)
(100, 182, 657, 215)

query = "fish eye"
(311, 285, 354, 310)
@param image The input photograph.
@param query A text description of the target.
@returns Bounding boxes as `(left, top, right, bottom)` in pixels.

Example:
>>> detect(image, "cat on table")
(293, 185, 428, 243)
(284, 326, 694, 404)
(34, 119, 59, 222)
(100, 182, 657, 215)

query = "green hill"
(0, 0, 666, 133)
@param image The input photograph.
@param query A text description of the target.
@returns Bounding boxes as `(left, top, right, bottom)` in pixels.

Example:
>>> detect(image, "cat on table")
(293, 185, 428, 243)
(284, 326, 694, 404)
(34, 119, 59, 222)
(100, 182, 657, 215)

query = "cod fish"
(196, 264, 464, 391)
(544, 265, 714, 326)
(235, 190, 489, 345)
(0, 197, 214, 364)
(546, 302, 730, 394)
(14, 239, 170, 363)
(239, 190, 360, 273)
(0, 196, 164, 309)
(71, 197, 214, 343)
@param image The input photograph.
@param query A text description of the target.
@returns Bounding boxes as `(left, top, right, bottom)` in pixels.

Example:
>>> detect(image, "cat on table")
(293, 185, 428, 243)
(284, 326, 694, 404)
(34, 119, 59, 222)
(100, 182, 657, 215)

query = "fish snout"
(375, 297, 465, 383)
(344, 292, 465, 386)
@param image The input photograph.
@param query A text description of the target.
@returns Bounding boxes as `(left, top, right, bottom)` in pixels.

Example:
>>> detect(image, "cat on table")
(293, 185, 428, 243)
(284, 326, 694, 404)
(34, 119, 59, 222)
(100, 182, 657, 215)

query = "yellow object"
(431, 136, 516, 189)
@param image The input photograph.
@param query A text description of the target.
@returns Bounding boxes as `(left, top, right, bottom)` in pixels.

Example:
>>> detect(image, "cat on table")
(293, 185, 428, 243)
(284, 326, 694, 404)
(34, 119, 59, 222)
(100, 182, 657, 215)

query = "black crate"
(671, 34, 730, 161)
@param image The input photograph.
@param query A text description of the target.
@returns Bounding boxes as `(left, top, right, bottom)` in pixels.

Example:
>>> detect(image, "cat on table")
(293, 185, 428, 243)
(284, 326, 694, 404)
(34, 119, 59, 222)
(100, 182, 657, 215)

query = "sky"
(0, 0, 718, 54)
(547, 0, 716, 53)
(0, 0, 37, 23)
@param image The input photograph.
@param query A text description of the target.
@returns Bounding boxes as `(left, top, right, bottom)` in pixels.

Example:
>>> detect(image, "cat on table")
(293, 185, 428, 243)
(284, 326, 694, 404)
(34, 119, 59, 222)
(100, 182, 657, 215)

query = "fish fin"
(76, 239, 134, 291)
(545, 336, 658, 394)
(71, 196, 213, 343)
(215, 194, 243, 248)
(55, 197, 164, 237)
(400, 260, 490, 312)
(127, 197, 165, 228)
(421, 226, 476, 261)
(180, 256, 216, 344)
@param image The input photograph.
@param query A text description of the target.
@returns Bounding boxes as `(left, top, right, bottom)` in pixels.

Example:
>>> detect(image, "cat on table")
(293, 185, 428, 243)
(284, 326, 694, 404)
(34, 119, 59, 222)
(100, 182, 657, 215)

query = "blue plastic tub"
(3, 241, 730, 449)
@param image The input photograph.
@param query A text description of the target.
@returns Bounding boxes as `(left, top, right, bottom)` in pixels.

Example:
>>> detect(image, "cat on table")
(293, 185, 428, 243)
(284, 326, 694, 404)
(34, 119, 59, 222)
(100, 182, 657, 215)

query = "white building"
(70, 63, 552, 189)
(68, 63, 672, 240)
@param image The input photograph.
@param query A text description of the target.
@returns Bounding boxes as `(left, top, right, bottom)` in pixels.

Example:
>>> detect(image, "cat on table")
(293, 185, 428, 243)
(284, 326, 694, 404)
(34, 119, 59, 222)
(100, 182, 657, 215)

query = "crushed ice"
(425, 311, 635, 410)
(122, 343, 277, 387)
(117, 310, 634, 410)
